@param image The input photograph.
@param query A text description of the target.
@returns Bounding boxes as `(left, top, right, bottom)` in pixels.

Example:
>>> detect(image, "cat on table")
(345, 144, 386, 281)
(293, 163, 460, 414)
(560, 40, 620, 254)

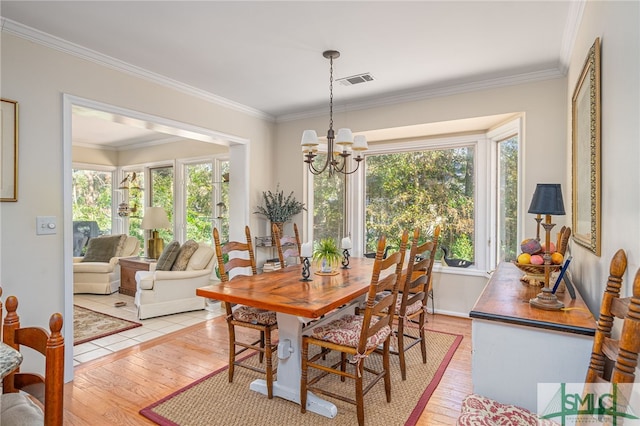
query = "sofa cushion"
(172, 240, 199, 271)
(156, 241, 181, 271)
(186, 244, 215, 271)
(120, 236, 139, 257)
(82, 234, 125, 262)
(73, 262, 116, 273)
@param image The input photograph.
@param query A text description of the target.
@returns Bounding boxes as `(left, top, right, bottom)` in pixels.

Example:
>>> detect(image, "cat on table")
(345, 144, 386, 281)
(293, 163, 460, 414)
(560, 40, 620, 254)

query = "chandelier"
(301, 50, 368, 175)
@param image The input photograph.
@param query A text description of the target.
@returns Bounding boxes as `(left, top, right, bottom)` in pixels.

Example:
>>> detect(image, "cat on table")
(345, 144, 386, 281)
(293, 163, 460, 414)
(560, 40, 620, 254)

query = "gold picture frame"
(571, 38, 601, 256)
(1, 98, 19, 202)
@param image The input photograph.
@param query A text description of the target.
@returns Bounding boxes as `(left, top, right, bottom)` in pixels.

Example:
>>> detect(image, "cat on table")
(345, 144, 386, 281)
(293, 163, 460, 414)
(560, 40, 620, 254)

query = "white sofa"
(73, 235, 140, 294)
(134, 243, 215, 319)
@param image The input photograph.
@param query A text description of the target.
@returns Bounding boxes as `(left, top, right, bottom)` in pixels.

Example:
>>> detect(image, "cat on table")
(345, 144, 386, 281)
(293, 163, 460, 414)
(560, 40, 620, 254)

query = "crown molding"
(277, 67, 564, 123)
(558, 0, 586, 75)
(1, 17, 274, 122)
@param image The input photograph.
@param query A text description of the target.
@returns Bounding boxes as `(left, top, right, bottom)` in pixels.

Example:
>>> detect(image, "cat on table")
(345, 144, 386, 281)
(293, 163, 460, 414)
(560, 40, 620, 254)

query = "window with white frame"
(307, 117, 522, 273)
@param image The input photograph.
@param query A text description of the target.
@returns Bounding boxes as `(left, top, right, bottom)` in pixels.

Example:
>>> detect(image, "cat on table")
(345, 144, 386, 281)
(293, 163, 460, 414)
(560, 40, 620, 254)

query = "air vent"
(337, 73, 374, 86)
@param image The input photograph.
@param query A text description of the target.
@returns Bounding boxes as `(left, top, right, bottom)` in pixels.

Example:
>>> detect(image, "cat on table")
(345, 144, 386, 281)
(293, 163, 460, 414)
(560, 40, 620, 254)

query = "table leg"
(249, 312, 338, 418)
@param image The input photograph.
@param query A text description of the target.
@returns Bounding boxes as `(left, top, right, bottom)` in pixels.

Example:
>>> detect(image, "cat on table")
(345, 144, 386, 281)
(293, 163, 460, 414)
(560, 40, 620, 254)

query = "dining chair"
(213, 226, 278, 399)
(272, 222, 301, 266)
(2, 295, 65, 426)
(392, 225, 440, 380)
(300, 231, 408, 426)
(457, 249, 637, 425)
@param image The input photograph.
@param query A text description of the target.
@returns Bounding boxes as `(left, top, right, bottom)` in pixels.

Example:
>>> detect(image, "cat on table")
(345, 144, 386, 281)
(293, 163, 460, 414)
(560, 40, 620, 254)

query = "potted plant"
(312, 238, 342, 273)
(254, 184, 305, 236)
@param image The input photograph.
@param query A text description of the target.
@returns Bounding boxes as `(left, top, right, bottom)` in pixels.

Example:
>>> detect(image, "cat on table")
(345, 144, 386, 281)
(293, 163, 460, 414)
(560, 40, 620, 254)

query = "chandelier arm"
(307, 153, 332, 175)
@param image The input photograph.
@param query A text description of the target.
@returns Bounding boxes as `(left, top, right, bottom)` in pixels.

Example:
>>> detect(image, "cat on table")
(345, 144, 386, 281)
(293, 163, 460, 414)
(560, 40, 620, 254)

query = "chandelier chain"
(329, 55, 334, 132)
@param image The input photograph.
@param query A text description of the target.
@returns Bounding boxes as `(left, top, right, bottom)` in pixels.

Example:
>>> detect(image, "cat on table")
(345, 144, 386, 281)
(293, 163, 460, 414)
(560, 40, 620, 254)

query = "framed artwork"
(571, 38, 601, 256)
(1, 98, 19, 202)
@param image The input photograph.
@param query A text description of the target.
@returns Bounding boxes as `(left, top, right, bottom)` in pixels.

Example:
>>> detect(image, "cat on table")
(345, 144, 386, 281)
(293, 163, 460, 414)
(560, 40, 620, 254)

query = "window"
(185, 162, 214, 245)
(72, 166, 114, 256)
(72, 167, 114, 234)
(306, 117, 522, 273)
(496, 135, 519, 263)
(217, 159, 230, 243)
(149, 165, 174, 243)
(311, 153, 346, 242)
(364, 147, 475, 259)
(122, 168, 145, 250)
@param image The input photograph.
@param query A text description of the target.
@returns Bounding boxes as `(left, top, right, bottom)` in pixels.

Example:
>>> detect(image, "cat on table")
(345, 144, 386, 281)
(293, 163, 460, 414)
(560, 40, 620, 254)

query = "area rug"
(74, 305, 142, 345)
(140, 329, 462, 426)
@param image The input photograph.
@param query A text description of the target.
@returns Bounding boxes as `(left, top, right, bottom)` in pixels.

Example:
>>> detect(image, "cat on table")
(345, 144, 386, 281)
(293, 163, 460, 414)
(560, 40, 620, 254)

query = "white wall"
(565, 1, 640, 311)
(0, 33, 275, 377)
(276, 78, 568, 315)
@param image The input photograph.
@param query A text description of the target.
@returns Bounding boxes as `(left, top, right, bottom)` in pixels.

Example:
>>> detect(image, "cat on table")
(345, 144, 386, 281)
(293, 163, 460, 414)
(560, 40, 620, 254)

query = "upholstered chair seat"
(73, 234, 140, 294)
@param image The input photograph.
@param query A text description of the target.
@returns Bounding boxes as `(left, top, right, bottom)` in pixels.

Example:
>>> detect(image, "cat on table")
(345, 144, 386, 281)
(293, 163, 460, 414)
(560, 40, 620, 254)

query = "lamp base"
(530, 287, 564, 310)
(147, 230, 164, 260)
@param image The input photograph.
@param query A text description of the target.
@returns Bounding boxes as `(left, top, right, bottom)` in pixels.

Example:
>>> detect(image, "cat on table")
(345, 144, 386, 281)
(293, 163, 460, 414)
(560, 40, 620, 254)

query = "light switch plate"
(36, 216, 57, 235)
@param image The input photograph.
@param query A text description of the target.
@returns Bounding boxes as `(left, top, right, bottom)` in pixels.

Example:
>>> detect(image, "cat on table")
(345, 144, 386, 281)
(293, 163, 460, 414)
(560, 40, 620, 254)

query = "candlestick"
(300, 257, 311, 281)
(341, 248, 351, 269)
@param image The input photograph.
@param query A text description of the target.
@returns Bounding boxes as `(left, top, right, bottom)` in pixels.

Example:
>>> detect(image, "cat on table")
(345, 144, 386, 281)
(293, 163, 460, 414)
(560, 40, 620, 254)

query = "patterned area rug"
(140, 329, 462, 425)
(74, 305, 142, 345)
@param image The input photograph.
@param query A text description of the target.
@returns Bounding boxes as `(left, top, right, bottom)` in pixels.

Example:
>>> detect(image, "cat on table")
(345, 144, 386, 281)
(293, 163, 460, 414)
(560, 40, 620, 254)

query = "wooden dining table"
(196, 257, 375, 418)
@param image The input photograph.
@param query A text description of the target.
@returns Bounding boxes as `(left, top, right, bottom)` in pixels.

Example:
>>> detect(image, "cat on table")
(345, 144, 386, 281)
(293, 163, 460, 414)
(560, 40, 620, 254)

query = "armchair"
(134, 243, 215, 319)
(73, 235, 140, 294)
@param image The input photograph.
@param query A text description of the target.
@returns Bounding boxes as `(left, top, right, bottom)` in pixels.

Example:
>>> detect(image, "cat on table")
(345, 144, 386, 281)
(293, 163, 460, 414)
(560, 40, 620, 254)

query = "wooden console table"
(119, 257, 153, 296)
(470, 262, 596, 412)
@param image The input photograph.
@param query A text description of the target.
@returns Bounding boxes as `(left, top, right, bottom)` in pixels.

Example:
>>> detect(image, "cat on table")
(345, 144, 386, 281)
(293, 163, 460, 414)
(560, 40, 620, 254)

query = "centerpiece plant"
(312, 238, 342, 272)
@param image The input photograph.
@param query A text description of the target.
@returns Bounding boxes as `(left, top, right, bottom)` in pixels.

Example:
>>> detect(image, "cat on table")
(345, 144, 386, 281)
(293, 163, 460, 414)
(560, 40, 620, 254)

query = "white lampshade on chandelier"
(301, 50, 368, 175)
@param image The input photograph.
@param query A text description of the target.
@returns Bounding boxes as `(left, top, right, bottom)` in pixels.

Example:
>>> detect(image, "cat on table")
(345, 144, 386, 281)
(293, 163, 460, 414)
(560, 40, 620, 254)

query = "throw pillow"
(82, 234, 125, 262)
(171, 240, 199, 271)
(156, 241, 181, 271)
(186, 245, 214, 270)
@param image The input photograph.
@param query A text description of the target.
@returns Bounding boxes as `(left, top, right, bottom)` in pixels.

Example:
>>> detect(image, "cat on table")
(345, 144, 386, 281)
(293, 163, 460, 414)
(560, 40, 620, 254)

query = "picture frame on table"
(571, 38, 601, 256)
(1, 98, 19, 202)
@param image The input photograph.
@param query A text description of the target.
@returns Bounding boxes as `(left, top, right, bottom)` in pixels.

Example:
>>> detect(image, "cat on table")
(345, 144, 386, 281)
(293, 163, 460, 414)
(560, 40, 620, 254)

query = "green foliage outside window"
(364, 147, 475, 261)
(72, 169, 113, 234)
(186, 163, 214, 245)
(150, 166, 174, 244)
(313, 153, 345, 241)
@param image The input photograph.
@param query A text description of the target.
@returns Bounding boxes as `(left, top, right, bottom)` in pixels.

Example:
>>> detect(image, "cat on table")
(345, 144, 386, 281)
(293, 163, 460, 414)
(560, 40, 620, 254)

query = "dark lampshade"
(528, 184, 566, 215)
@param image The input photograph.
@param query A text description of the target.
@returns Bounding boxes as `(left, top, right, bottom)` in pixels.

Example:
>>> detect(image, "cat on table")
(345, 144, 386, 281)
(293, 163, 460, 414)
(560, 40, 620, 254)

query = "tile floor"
(73, 292, 225, 367)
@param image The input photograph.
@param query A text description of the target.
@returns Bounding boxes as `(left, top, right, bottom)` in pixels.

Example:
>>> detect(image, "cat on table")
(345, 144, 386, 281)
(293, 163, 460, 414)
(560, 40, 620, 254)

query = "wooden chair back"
(401, 225, 441, 312)
(359, 231, 408, 355)
(213, 225, 257, 283)
(273, 222, 301, 265)
(585, 249, 629, 383)
(2, 295, 65, 426)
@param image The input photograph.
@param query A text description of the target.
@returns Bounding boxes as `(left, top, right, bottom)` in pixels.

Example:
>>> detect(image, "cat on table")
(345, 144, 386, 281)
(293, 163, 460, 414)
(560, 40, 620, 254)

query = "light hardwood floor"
(64, 313, 472, 425)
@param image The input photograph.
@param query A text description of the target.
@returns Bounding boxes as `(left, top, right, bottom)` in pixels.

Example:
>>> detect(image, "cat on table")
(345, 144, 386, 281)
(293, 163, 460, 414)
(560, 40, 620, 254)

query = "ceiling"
(1, 1, 581, 147)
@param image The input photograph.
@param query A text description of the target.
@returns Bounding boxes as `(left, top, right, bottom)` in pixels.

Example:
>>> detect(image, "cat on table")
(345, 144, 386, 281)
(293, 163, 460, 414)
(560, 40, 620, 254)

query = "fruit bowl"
(513, 262, 562, 285)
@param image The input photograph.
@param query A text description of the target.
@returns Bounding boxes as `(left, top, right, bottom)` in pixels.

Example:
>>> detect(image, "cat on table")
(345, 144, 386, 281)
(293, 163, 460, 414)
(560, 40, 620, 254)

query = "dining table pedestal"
(249, 313, 339, 418)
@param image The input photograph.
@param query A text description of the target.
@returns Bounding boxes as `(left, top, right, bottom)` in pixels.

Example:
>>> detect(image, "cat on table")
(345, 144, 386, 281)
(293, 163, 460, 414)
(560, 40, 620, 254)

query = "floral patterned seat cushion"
(310, 314, 391, 349)
(232, 306, 277, 326)
(457, 394, 559, 426)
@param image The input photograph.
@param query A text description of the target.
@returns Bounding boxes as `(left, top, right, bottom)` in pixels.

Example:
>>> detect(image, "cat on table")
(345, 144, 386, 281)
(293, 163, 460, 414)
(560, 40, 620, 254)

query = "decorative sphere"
(520, 238, 542, 255)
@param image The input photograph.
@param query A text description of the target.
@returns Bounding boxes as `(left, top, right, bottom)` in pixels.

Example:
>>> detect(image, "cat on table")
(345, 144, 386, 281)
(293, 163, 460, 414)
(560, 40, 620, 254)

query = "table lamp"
(527, 183, 566, 310)
(141, 207, 171, 259)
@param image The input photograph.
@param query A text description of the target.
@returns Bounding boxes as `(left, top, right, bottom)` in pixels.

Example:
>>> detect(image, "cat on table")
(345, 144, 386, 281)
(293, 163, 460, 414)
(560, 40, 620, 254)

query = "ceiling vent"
(337, 73, 374, 86)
